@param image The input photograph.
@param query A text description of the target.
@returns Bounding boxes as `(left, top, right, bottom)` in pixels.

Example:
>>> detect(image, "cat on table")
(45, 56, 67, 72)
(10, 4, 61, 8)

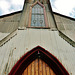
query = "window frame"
(28, 1, 48, 28)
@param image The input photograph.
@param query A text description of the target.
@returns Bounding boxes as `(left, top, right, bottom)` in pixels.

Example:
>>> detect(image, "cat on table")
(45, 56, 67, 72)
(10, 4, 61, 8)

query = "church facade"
(0, 0, 75, 75)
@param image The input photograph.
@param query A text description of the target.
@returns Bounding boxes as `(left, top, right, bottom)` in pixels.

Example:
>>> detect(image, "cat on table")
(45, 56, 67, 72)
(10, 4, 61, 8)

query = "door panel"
(32, 61, 35, 75)
(22, 58, 56, 75)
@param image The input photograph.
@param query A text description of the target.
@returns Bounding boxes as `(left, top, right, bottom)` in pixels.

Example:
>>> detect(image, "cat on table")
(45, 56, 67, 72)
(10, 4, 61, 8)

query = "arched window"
(28, 1, 48, 28)
(31, 4, 45, 27)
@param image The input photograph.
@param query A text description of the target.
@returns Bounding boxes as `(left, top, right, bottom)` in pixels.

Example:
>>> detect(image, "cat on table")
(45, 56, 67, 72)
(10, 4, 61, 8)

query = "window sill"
(27, 27, 50, 29)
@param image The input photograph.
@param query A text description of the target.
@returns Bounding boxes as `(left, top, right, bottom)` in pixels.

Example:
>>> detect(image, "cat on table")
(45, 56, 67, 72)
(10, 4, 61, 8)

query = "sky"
(0, 0, 75, 18)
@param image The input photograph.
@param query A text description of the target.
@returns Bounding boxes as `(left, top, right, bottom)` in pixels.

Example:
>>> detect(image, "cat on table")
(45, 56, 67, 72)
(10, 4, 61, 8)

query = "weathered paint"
(54, 14, 75, 42)
(0, 29, 75, 75)
(0, 13, 21, 33)
(0, 0, 75, 75)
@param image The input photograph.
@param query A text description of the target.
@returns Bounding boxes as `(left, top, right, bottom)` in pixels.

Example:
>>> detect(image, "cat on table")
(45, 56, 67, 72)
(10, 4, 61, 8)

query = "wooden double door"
(22, 58, 56, 75)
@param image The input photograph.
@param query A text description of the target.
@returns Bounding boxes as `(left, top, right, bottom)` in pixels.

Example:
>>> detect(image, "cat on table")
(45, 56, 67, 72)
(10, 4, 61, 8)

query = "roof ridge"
(0, 10, 22, 18)
(53, 11, 75, 21)
(59, 30, 75, 47)
(0, 29, 17, 47)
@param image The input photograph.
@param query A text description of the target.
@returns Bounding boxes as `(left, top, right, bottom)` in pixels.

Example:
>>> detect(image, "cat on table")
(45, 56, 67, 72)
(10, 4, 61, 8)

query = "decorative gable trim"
(31, 1, 44, 7)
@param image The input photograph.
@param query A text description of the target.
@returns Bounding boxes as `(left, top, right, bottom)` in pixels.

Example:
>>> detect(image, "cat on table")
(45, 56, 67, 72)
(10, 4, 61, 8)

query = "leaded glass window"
(31, 4, 45, 27)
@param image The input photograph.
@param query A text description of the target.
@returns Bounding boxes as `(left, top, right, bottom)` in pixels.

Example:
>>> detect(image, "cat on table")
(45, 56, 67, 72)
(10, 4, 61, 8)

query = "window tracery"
(31, 4, 45, 27)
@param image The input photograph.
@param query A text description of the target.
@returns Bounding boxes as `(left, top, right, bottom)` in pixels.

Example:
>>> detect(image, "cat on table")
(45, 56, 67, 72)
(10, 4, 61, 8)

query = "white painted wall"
(0, 29, 75, 75)
(54, 14, 75, 42)
(0, 32, 9, 41)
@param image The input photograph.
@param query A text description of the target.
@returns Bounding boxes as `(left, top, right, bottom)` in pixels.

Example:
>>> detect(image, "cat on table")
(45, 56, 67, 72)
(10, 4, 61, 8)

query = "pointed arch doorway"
(9, 46, 69, 75)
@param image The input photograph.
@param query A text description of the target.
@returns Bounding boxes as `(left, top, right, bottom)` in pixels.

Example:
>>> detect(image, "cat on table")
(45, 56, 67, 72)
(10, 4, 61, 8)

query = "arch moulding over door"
(9, 46, 69, 75)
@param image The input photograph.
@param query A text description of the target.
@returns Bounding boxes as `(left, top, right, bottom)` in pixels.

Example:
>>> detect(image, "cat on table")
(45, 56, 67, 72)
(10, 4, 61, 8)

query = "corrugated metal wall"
(0, 13, 21, 41)
(0, 29, 75, 75)
(54, 14, 75, 41)
(0, 13, 21, 33)
(0, 0, 75, 75)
